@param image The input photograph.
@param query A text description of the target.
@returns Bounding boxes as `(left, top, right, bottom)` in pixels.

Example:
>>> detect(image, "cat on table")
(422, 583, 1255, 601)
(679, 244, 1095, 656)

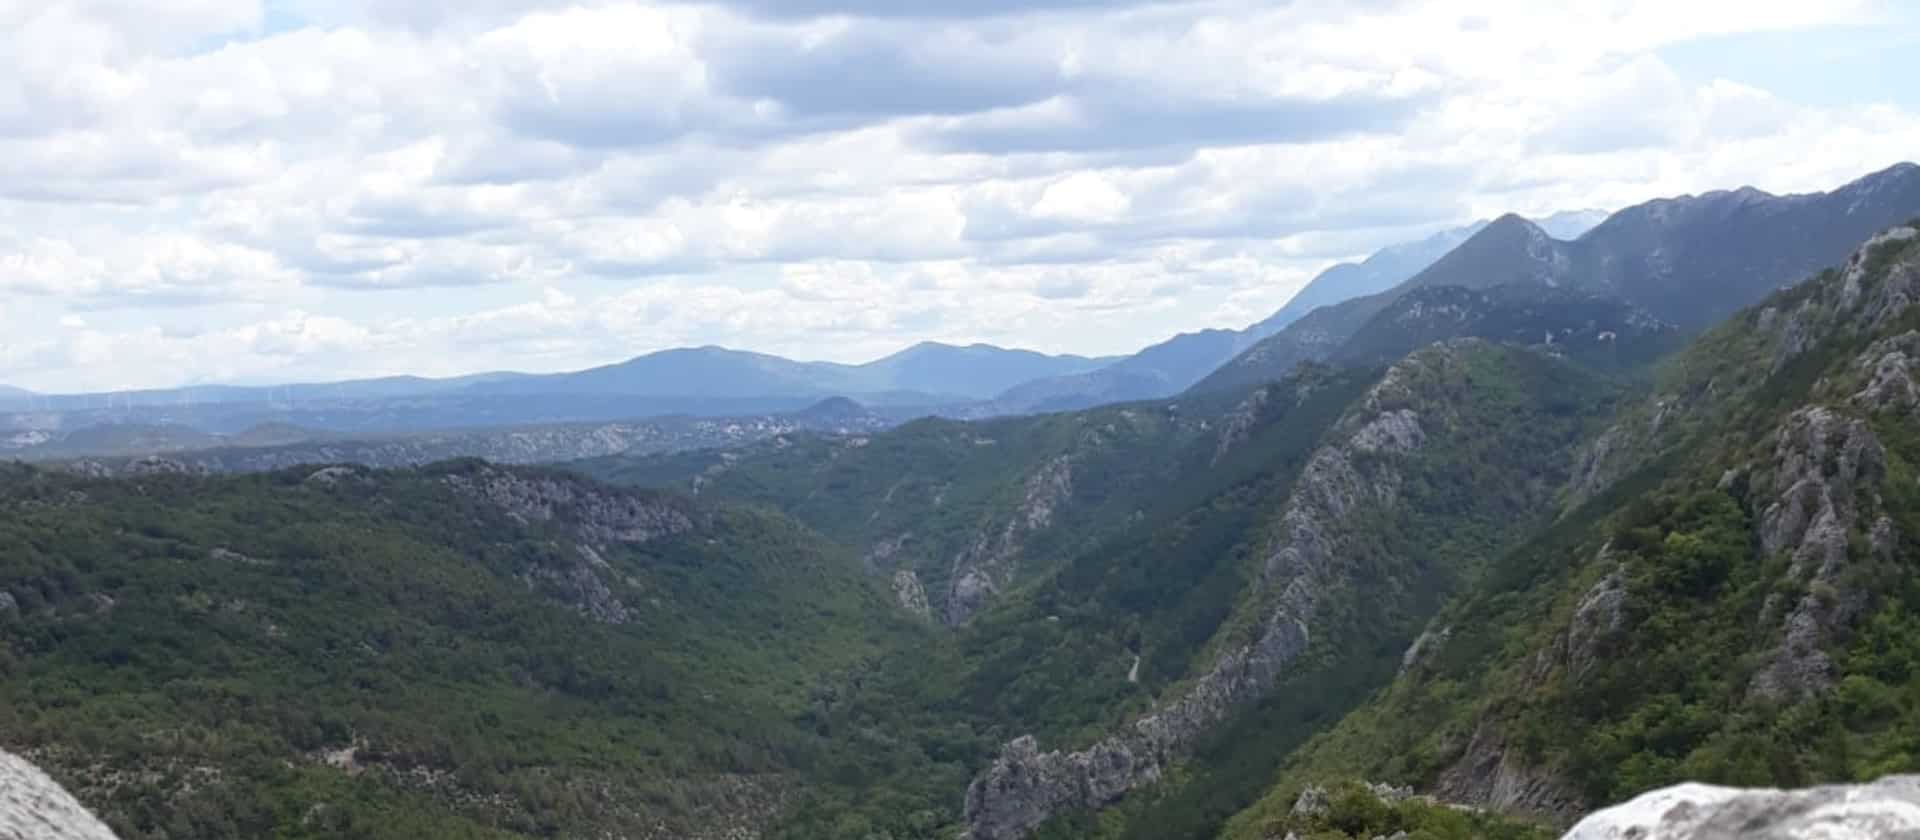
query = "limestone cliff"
(1562, 775, 1920, 840)
(960, 342, 1523, 840)
(0, 749, 120, 840)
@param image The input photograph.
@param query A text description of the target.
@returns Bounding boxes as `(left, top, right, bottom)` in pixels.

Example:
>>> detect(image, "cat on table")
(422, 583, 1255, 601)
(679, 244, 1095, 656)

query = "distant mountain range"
(44, 398, 896, 476)
(0, 342, 1112, 439)
(980, 210, 1611, 414)
(1196, 161, 1920, 392)
(473, 342, 1115, 402)
(1251, 209, 1609, 337)
(7, 165, 1913, 464)
(0, 213, 1593, 439)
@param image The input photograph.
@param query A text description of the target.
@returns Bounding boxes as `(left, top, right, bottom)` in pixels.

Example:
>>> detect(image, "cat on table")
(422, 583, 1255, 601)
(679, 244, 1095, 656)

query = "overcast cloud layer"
(2, 0, 1918, 391)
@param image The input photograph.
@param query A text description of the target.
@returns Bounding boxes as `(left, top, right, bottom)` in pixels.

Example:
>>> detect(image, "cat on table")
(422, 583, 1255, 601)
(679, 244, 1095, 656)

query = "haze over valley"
(8, 3, 1920, 840)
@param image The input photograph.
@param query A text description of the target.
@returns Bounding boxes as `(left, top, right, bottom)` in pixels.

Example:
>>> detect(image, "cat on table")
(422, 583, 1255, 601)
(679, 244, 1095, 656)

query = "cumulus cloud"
(0, 0, 1916, 391)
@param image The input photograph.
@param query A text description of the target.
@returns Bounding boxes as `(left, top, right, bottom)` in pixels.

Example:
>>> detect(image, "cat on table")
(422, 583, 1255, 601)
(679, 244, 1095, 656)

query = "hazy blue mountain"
(986, 328, 1250, 413)
(461, 342, 1113, 402)
(0, 343, 1110, 439)
(1196, 162, 1920, 393)
(477, 346, 872, 399)
(989, 211, 1610, 414)
(860, 341, 1116, 397)
(1533, 207, 1612, 239)
(0, 385, 33, 410)
(1253, 209, 1606, 337)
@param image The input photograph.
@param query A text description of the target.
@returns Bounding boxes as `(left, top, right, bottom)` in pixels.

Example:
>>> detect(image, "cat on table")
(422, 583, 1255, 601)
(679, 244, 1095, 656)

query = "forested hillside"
(0, 461, 916, 839)
(1222, 225, 1920, 838)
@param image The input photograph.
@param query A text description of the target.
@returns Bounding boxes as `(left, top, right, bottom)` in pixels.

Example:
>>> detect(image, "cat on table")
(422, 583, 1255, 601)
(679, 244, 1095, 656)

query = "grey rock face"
(0, 748, 121, 840)
(304, 465, 363, 486)
(1851, 331, 1920, 412)
(524, 545, 634, 625)
(1292, 785, 1331, 817)
(862, 533, 911, 573)
(1400, 624, 1452, 675)
(442, 466, 697, 547)
(440, 467, 700, 624)
(1567, 423, 1632, 503)
(1564, 571, 1628, 682)
(1750, 406, 1888, 702)
(892, 570, 931, 619)
(1349, 409, 1425, 455)
(124, 456, 206, 477)
(943, 456, 1073, 625)
(1530, 553, 1629, 688)
(1212, 386, 1272, 466)
(1561, 775, 1920, 840)
(1437, 722, 1583, 823)
(1848, 227, 1919, 331)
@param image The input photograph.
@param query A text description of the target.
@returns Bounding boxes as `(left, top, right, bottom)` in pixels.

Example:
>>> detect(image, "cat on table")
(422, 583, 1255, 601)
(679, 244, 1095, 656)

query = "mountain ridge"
(1195, 162, 1920, 394)
(986, 210, 1611, 414)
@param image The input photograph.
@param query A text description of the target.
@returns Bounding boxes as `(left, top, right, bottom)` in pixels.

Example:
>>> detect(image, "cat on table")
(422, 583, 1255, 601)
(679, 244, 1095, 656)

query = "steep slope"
(1332, 284, 1683, 372)
(1249, 221, 1498, 336)
(1249, 212, 1606, 346)
(1197, 163, 1920, 394)
(1221, 225, 1920, 838)
(963, 341, 1618, 840)
(0, 461, 916, 839)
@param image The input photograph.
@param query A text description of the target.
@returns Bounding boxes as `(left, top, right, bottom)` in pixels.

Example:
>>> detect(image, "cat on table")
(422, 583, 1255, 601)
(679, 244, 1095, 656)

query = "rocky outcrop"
(441, 466, 700, 624)
(1561, 775, 1920, 840)
(1845, 226, 1918, 331)
(944, 456, 1073, 625)
(304, 465, 364, 486)
(861, 533, 911, 573)
(1850, 330, 1920, 412)
(1349, 409, 1425, 454)
(1435, 723, 1583, 823)
(1399, 624, 1452, 675)
(524, 544, 634, 625)
(892, 570, 930, 619)
(1528, 551, 1628, 687)
(1749, 406, 1888, 702)
(123, 456, 207, 477)
(442, 465, 697, 547)
(1771, 226, 1918, 373)
(1212, 386, 1272, 465)
(0, 748, 121, 840)
(1567, 423, 1634, 504)
(1573, 228, 1919, 508)
(959, 347, 1466, 840)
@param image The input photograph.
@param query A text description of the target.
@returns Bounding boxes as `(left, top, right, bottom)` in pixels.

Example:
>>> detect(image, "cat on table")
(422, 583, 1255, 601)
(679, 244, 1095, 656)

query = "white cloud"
(0, 0, 1915, 391)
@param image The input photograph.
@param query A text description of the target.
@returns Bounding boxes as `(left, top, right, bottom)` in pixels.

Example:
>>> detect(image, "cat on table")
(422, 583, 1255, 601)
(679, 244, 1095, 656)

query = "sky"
(1, 0, 1918, 393)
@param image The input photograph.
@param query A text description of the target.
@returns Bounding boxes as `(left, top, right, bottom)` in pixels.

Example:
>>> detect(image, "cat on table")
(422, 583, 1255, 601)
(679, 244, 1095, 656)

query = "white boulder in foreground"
(0, 749, 119, 840)
(1563, 775, 1920, 840)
